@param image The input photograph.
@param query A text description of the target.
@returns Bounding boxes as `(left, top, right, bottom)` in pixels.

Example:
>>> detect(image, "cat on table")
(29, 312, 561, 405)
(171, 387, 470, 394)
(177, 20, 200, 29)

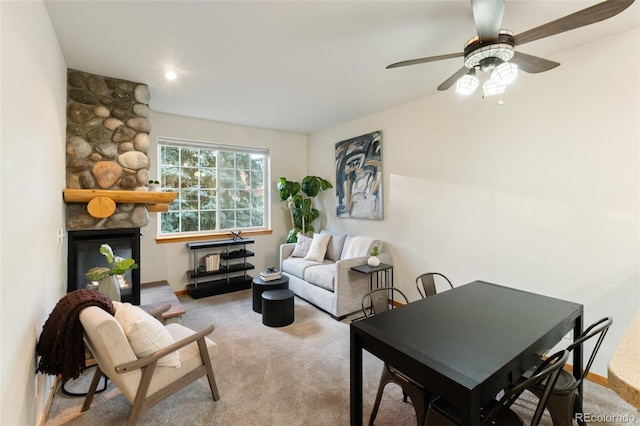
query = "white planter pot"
(98, 275, 121, 302)
(367, 256, 380, 267)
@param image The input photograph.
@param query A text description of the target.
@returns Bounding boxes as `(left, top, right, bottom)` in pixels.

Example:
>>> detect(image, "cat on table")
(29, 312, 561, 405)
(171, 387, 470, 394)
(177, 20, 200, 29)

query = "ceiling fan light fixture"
(491, 62, 518, 85)
(455, 69, 479, 96)
(463, 30, 515, 69)
(482, 79, 506, 97)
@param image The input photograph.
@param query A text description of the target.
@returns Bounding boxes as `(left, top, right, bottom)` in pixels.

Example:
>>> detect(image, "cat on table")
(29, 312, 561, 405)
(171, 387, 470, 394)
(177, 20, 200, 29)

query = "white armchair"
(79, 305, 219, 425)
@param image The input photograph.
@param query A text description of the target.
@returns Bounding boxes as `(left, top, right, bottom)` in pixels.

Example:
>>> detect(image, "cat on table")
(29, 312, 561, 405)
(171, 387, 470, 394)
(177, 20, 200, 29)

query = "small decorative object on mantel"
(85, 244, 139, 302)
(148, 180, 161, 191)
(367, 246, 381, 267)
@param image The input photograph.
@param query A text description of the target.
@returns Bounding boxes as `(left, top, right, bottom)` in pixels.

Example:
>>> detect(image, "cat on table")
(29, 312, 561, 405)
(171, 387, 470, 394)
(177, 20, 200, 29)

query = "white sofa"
(279, 231, 391, 320)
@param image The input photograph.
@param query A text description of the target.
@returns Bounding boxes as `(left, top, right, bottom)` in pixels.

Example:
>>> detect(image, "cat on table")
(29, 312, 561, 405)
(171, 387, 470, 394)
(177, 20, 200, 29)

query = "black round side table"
(261, 289, 295, 327)
(252, 275, 289, 313)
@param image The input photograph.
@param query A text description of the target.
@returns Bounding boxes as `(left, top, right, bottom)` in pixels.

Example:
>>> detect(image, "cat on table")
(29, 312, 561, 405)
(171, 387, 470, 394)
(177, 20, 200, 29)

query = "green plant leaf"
(286, 228, 299, 243)
(85, 266, 112, 282)
(278, 178, 300, 201)
(279, 175, 332, 242)
(112, 258, 139, 276)
(99, 244, 114, 265)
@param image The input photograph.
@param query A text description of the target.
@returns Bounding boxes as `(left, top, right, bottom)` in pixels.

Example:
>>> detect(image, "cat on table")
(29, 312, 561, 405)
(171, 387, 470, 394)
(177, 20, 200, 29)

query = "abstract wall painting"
(335, 131, 383, 220)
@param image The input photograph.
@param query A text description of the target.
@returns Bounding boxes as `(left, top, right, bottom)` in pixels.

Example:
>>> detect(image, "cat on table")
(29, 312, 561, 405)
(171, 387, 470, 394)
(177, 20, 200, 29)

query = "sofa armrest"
(334, 252, 392, 274)
(279, 243, 296, 270)
(331, 253, 393, 316)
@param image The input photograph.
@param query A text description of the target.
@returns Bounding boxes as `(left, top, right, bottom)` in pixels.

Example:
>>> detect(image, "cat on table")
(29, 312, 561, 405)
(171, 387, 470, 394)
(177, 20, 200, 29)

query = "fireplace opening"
(67, 228, 141, 305)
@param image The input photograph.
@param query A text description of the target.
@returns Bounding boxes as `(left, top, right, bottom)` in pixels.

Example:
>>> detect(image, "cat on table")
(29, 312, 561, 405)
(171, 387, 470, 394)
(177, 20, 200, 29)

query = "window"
(157, 137, 268, 236)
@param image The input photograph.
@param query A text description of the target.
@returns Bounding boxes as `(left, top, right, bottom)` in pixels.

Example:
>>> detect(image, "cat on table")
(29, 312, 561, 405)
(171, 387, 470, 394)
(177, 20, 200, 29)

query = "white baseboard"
(37, 375, 60, 426)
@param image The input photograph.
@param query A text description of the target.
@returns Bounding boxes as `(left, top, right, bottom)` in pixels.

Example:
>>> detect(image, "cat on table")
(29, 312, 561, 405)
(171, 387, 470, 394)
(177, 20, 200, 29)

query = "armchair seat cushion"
(143, 324, 218, 397)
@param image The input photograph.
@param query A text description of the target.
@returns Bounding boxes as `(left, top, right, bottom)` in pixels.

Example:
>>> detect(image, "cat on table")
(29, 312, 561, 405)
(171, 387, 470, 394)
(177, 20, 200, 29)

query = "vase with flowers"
(367, 246, 381, 267)
(85, 244, 139, 302)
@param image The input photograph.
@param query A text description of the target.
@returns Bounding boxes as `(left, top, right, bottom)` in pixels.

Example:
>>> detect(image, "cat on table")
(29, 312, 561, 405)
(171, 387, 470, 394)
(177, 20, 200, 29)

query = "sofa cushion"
(304, 233, 332, 262)
(341, 236, 382, 260)
(303, 264, 336, 292)
(291, 233, 312, 257)
(321, 230, 346, 262)
(282, 257, 331, 279)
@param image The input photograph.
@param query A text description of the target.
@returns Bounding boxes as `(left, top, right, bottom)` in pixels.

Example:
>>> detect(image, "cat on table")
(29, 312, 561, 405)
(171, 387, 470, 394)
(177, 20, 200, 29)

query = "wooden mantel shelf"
(63, 189, 177, 216)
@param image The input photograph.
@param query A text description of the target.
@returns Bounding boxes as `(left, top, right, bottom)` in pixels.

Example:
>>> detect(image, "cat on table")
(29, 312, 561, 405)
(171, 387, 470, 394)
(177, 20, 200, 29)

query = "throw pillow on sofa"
(320, 230, 347, 261)
(304, 233, 332, 262)
(291, 233, 313, 257)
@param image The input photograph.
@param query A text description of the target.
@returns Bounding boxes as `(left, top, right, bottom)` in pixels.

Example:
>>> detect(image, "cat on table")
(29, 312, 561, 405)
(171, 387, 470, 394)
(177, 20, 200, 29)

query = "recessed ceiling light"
(164, 70, 178, 80)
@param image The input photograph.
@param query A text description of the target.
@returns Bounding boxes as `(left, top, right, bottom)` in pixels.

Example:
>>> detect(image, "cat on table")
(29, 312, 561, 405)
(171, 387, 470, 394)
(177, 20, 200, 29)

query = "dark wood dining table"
(350, 280, 584, 425)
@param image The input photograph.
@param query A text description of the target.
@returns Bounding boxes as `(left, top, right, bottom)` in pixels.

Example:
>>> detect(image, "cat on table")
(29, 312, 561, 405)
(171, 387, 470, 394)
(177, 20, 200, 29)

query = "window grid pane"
(159, 141, 267, 236)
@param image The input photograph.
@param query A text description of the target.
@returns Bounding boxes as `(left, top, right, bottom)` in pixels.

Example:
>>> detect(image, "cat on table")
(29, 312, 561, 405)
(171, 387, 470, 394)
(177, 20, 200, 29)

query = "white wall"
(0, 1, 68, 424)
(308, 28, 640, 376)
(142, 112, 308, 292)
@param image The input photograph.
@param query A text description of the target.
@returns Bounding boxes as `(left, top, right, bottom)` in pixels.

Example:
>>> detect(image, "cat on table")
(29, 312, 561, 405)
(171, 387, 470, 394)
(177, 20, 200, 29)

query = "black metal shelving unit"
(186, 238, 255, 299)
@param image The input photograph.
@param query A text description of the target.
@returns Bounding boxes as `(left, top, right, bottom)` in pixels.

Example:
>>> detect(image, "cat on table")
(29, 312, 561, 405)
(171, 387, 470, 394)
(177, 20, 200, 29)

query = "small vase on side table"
(367, 256, 380, 267)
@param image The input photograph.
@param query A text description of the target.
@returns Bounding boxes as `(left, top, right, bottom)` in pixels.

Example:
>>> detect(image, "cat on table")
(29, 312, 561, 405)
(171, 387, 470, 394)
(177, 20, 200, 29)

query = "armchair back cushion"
(80, 306, 143, 401)
(113, 302, 180, 368)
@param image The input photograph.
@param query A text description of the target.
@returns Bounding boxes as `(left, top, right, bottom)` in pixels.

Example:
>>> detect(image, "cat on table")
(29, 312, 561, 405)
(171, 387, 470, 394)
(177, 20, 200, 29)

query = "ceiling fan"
(387, 0, 636, 96)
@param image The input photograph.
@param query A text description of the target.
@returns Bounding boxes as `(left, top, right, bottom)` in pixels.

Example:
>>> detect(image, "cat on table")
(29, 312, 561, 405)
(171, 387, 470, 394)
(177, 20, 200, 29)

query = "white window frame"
(157, 137, 270, 238)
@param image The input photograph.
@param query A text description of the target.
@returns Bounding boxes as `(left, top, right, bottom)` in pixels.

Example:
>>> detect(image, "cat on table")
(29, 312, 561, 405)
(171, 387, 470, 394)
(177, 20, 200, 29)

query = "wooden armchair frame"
(80, 305, 219, 425)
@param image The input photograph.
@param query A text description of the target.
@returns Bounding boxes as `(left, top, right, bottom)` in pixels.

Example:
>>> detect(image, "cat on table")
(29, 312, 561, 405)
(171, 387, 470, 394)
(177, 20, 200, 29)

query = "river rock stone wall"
(65, 69, 152, 230)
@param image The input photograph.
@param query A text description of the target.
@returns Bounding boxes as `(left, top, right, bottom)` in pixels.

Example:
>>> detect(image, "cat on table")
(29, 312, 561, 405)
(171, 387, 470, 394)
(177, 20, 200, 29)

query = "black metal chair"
(425, 350, 570, 426)
(361, 287, 432, 426)
(526, 317, 612, 426)
(415, 272, 453, 298)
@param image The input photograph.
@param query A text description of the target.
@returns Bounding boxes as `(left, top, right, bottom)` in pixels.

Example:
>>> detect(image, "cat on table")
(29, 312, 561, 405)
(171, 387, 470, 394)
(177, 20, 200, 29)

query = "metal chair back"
(416, 272, 453, 298)
(361, 287, 409, 318)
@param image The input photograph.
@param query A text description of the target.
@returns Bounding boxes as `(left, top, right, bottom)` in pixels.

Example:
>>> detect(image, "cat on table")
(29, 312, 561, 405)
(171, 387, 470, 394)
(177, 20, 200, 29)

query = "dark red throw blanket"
(36, 289, 114, 381)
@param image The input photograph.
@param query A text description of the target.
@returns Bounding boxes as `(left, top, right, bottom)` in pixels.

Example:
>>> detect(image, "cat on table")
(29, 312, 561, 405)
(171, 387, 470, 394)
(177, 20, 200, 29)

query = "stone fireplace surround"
(65, 69, 154, 303)
(65, 69, 153, 231)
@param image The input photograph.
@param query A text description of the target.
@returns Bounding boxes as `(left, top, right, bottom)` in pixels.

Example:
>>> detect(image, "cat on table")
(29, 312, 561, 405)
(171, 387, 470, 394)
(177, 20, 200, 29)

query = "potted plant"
(148, 180, 160, 191)
(85, 244, 139, 301)
(368, 246, 381, 267)
(278, 176, 333, 243)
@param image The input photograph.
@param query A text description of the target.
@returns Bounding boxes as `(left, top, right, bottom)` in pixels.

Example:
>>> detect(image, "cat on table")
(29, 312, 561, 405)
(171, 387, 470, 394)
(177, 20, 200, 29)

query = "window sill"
(155, 229, 273, 244)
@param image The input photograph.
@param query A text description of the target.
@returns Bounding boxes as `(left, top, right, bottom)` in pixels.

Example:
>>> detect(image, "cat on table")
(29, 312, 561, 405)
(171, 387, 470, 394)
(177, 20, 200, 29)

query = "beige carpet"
(46, 290, 638, 425)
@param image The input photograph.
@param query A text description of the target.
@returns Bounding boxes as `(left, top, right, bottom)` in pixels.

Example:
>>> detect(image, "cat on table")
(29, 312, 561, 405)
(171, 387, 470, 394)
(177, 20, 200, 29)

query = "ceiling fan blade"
(472, 0, 505, 41)
(386, 52, 464, 69)
(511, 51, 560, 73)
(437, 66, 469, 91)
(513, 0, 635, 46)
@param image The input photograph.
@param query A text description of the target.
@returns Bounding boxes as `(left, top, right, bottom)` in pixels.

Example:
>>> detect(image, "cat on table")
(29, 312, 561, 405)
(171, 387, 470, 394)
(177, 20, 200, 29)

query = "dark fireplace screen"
(67, 228, 141, 305)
